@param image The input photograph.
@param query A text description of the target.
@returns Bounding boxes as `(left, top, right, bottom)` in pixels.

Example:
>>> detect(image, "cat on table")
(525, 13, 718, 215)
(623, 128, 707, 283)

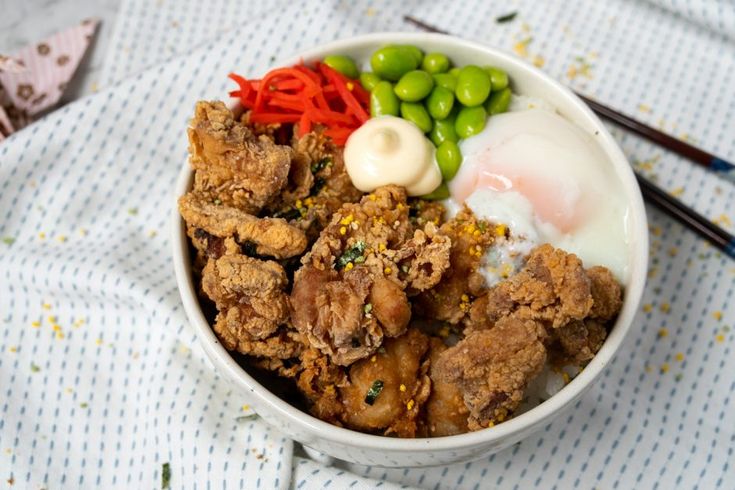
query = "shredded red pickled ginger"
(228, 62, 370, 146)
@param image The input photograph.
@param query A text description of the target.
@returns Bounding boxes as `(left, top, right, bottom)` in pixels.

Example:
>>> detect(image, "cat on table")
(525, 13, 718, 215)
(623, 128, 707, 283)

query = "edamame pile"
(323, 45, 514, 197)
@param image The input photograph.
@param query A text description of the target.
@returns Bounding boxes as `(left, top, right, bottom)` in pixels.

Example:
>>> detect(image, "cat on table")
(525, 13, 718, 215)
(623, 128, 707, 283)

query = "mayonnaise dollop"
(344, 116, 441, 196)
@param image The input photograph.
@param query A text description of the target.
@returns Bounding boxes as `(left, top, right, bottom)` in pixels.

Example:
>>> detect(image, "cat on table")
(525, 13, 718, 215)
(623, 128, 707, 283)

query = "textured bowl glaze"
(172, 32, 648, 467)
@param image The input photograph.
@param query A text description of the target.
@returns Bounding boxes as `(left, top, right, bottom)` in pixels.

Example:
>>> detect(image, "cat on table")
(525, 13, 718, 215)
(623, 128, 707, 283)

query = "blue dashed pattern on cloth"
(1, 0, 734, 489)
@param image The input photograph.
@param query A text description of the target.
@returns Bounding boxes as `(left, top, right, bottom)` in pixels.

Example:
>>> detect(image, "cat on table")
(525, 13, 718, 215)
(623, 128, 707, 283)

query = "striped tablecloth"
(1, 0, 733, 488)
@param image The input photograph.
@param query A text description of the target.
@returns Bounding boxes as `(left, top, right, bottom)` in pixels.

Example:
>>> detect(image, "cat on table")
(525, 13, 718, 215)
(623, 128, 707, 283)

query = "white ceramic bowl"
(172, 32, 648, 467)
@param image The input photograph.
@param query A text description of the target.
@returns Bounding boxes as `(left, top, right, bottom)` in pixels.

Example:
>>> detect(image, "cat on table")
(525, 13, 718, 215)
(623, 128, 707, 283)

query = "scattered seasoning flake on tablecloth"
(30, 363, 40, 373)
(80, 402, 88, 408)
(660, 303, 670, 313)
(128, 208, 138, 216)
(8, 346, 17, 353)
(643, 304, 653, 313)
(670, 187, 684, 197)
(496, 12, 518, 23)
(31, 321, 40, 328)
(674, 373, 683, 382)
(715, 334, 725, 343)
(161, 462, 171, 489)
(660, 363, 670, 374)
(2, 237, 15, 245)
(638, 103, 652, 113)
(658, 327, 669, 338)
(38, 232, 46, 240)
(675, 352, 684, 362)
(57, 235, 67, 243)
(712, 311, 723, 321)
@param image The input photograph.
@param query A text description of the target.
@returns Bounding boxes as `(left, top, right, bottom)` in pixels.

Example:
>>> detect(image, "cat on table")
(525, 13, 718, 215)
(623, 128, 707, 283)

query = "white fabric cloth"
(1, 0, 733, 488)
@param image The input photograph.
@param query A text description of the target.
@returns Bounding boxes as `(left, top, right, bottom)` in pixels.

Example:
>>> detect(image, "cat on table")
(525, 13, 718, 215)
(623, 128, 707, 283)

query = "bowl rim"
(172, 31, 649, 453)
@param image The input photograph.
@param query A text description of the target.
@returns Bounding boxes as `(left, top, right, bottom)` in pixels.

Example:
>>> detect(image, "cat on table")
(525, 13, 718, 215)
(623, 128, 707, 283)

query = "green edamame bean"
(455, 105, 487, 139)
(433, 73, 457, 92)
(400, 102, 433, 133)
(400, 45, 424, 66)
(371, 46, 419, 81)
(426, 86, 454, 120)
(484, 66, 509, 91)
(436, 141, 462, 180)
(449, 67, 461, 77)
(422, 52, 450, 74)
(430, 116, 459, 146)
(485, 87, 512, 115)
(370, 81, 400, 117)
(359, 72, 382, 91)
(323, 55, 359, 79)
(394, 70, 434, 102)
(422, 182, 450, 200)
(455, 65, 491, 107)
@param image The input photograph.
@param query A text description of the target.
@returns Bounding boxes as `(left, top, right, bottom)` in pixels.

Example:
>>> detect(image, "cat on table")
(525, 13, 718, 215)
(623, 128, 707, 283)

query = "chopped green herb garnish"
(353, 255, 366, 264)
(213, 198, 222, 205)
(30, 363, 40, 373)
(496, 11, 518, 23)
(235, 414, 260, 422)
(310, 177, 327, 196)
(311, 157, 332, 174)
(377, 346, 387, 354)
(363, 303, 373, 315)
(162, 462, 171, 489)
(477, 221, 488, 233)
(335, 241, 366, 270)
(2, 237, 15, 245)
(273, 208, 302, 221)
(364, 379, 384, 405)
(240, 241, 259, 257)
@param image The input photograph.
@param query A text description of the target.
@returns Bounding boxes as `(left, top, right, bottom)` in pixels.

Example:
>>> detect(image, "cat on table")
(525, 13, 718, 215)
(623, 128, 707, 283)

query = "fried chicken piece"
(435, 317, 547, 430)
(340, 328, 431, 437)
(202, 253, 290, 342)
(423, 338, 470, 437)
(296, 347, 348, 424)
(268, 130, 362, 240)
(188, 101, 292, 213)
(414, 207, 495, 324)
(467, 244, 593, 333)
(179, 192, 307, 259)
(551, 319, 607, 365)
(408, 198, 446, 228)
(396, 223, 452, 294)
(291, 186, 451, 365)
(587, 266, 623, 322)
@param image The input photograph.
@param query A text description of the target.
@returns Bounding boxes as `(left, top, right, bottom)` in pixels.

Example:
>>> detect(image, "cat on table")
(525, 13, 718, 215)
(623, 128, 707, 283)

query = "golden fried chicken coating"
(340, 328, 431, 437)
(296, 347, 348, 424)
(551, 319, 608, 365)
(202, 253, 290, 341)
(435, 317, 547, 430)
(414, 207, 495, 324)
(422, 338, 469, 437)
(408, 198, 446, 228)
(188, 101, 292, 213)
(467, 244, 593, 333)
(179, 192, 307, 259)
(291, 186, 451, 365)
(587, 266, 623, 322)
(268, 130, 363, 240)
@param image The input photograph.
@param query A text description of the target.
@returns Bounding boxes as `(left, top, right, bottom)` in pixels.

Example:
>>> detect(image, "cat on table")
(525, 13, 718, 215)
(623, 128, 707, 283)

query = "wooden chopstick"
(575, 94, 735, 184)
(403, 15, 735, 259)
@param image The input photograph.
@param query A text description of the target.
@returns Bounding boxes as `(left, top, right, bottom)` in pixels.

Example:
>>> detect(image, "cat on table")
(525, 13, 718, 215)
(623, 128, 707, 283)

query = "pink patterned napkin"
(0, 18, 98, 141)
